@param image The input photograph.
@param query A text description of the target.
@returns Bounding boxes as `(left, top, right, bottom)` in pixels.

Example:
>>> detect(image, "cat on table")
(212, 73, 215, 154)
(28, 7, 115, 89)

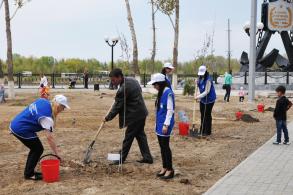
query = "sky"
(0, 0, 287, 63)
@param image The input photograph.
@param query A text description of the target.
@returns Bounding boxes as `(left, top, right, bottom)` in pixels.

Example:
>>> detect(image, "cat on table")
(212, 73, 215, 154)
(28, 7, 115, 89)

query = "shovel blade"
(83, 147, 93, 164)
(189, 125, 200, 137)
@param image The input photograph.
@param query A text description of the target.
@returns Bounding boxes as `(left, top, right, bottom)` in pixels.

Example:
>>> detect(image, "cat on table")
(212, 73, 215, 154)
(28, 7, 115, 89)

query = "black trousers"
(200, 102, 215, 135)
(121, 118, 153, 162)
(13, 134, 44, 177)
(84, 78, 88, 89)
(157, 136, 172, 170)
(224, 85, 231, 102)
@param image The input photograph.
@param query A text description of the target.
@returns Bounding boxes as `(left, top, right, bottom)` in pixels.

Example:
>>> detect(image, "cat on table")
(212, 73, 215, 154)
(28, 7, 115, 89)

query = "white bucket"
(107, 153, 120, 161)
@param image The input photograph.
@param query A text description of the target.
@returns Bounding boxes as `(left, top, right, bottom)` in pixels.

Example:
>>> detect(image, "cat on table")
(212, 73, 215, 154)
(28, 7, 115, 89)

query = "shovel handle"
(92, 121, 105, 141)
(91, 101, 115, 141)
(192, 82, 198, 124)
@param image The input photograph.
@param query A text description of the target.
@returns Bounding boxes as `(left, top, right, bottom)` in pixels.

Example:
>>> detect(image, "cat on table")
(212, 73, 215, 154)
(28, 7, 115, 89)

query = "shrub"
(183, 79, 195, 96)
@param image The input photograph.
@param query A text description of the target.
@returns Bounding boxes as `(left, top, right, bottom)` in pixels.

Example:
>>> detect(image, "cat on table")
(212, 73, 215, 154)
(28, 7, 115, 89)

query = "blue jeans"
(276, 120, 289, 143)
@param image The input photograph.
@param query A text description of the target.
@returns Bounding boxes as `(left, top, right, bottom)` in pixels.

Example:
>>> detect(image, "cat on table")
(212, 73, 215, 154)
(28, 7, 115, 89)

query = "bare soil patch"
(0, 90, 289, 195)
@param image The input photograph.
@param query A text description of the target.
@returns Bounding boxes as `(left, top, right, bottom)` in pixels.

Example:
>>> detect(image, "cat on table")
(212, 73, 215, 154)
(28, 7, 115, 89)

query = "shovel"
(83, 102, 114, 164)
(189, 82, 200, 137)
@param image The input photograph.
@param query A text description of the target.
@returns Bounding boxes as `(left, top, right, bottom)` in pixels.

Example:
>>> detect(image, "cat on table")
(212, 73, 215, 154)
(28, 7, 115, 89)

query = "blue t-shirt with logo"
(10, 98, 52, 139)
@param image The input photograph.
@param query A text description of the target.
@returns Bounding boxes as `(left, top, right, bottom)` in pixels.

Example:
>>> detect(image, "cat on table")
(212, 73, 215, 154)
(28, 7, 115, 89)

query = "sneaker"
(283, 141, 290, 145)
(273, 141, 281, 145)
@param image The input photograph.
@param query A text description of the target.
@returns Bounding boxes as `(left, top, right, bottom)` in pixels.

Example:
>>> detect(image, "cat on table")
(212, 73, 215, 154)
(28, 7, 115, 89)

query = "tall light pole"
(104, 37, 119, 71)
(248, 0, 257, 102)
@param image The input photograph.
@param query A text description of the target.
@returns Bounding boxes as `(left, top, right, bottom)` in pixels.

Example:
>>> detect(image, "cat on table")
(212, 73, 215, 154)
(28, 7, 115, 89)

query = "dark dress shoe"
(156, 170, 166, 177)
(160, 170, 174, 180)
(136, 159, 153, 164)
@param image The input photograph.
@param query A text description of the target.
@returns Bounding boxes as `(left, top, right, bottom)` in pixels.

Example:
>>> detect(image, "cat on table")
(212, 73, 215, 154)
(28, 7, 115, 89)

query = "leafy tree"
(155, 0, 180, 89)
(2, 53, 240, 76)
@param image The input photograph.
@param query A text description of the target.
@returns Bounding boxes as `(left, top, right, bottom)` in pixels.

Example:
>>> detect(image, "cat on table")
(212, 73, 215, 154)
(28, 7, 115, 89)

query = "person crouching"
(9, 95, 70, 180)
(148, 73, 175, 180)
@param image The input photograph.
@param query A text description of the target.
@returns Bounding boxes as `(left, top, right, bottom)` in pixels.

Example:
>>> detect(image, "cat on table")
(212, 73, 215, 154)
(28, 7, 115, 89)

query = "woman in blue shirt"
(148, 73, 175, 180)
(10, 95, 70, 180)
(195, 66, 216, 136)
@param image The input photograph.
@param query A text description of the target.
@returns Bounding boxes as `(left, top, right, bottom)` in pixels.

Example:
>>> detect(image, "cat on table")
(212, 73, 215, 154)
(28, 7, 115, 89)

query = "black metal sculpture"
(241, 0, 293, 72)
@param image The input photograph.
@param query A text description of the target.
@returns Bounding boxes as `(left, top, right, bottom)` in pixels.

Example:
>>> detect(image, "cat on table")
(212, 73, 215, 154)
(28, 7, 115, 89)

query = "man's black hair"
(276, 85, 286, 94)
(109, 68, 124, 77)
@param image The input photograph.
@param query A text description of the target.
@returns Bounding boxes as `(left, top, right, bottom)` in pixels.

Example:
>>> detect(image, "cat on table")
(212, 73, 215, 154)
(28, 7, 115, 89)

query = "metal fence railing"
(12, 72, 290, 89)
(224, 71, 292, 85)
(1, 73, 111, 88)
(1, 73, 221, 88)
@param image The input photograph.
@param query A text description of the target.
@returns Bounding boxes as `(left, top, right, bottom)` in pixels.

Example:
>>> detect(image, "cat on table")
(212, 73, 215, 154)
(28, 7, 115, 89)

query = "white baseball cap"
(53, 95, 70, 109)
(147, 73, 166, 85)
(163, 62, 175, 69)
(198, 65, 207, 76)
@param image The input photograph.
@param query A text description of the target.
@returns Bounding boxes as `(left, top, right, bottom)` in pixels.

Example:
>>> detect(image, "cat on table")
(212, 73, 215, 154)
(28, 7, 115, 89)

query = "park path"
(205, 121, 293, 195)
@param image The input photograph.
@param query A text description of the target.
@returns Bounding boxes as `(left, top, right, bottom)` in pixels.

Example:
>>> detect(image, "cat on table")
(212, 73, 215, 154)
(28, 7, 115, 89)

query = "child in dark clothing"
(273, 86, 292, 145)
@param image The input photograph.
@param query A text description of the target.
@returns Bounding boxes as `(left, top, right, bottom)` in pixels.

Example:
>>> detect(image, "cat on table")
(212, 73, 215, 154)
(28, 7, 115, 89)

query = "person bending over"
(10, 95, 70, 180)
(104, 68, 153, 165)
(195, 65, 217, 136)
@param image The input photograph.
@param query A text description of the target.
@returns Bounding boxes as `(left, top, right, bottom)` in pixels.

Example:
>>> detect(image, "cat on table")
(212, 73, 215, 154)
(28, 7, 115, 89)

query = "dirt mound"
(241, 114, 260, 123)
(265, 107, 275, 112)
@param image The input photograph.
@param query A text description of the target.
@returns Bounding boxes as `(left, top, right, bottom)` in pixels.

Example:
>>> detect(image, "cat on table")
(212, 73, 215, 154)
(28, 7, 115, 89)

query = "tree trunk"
(151, 0, 156, 73)
(172, 0, 179, 89)
(0, 59, 3, 79)
(0, 60, 4, 86)
(125, 0, 140, 76)
(4, 0, 15, 98)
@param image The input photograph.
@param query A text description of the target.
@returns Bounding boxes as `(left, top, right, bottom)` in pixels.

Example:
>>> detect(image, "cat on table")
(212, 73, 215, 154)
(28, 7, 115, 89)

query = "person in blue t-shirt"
(195, 65, 217, 136)
(161, 62, 175, 89)
(148, 73, 175, 180)
(10, 95, 70, 180)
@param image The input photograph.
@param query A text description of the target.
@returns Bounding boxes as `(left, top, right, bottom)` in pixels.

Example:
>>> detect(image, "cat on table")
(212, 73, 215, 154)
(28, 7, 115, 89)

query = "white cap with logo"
(198, 65, 207, 76)
(53, 95, 70, 109)
(147, 73, 166, 85)
(163, 62, 175, 70)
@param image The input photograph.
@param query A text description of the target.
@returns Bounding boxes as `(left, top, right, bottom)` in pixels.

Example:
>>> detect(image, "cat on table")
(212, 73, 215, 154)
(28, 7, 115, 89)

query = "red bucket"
(257, 104, 265, 113)
(40, 154, 60, 183)
(236, 111, 243, 120)
(179, 122, 189, 136)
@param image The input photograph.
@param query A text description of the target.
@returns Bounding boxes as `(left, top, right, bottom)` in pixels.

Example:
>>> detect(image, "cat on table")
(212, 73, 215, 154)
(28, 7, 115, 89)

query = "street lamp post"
(104, 37, 119, 71)
(249, 0, 257, 102)
(243, 21, 264, 37)
(243, 0, 259, 102)
(105, 37, 119, 89)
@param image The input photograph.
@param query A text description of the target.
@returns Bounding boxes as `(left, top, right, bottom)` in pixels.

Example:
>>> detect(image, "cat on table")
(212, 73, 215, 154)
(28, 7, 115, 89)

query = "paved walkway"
(205, 122, 293, 195)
